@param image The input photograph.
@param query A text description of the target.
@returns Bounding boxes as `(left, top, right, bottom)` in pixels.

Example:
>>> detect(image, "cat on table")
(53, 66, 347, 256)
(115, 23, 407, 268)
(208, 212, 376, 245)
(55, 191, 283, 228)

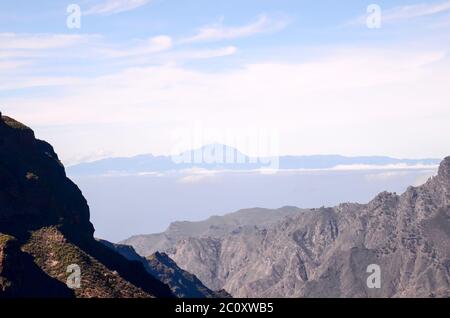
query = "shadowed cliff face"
(0, 116, 94, 237)
(0, 115, 173, 298)
(99, 239, 231, 298)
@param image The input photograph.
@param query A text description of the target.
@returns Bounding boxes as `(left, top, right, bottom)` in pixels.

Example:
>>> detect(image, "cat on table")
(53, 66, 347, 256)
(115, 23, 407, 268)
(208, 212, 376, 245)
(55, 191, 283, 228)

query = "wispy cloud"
(169, 46, 238, 60)
(0, 60, 30, 70)
(383, 1, 450, 21)
(99, 35, 173, 58)
(0, 33, 99, 71)
(349, 1, 450, 26)
(4, 46, 450, 161)
(0, 33, 93, 50)
(181, 15, 288, 43)
(0, 30, 237, 73)
(94, 37, 237, 63)
(85, 0, 150, 16)
(177, 169, 220, 184)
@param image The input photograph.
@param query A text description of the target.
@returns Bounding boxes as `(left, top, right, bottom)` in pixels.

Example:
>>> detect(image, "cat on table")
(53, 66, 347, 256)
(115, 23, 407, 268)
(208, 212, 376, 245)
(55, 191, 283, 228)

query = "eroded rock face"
(0, 115, 173, 298)
(169, 158, 450, 298)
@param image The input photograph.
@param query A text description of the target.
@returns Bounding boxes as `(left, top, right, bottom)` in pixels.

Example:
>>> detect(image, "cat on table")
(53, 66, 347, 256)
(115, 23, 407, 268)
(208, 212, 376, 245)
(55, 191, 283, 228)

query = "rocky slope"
(0, 114, 173, 298)
(168, 158, 450, 297)
(122, 206, 304, 256)
(100, 239, 230, 298)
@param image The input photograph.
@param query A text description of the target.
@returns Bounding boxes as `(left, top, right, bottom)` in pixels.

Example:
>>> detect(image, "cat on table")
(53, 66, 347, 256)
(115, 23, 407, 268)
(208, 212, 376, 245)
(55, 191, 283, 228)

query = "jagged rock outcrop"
(100, 239, 230, 298)
(168, 158, 450, 297)
(0, 114, 173, 298)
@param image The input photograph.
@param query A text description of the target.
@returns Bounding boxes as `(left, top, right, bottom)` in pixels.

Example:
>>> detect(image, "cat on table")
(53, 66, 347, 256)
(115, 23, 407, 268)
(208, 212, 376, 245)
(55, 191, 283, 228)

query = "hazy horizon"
(71, 165, 437, 242)
(66, 142, 444, 167)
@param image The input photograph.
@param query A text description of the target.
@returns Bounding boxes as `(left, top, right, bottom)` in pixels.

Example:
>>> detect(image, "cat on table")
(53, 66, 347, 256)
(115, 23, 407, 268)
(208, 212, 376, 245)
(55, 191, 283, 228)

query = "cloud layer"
(3, 46, 450, 163)
(1, 2, 450, 164)
(182, 15, 289, 43)
(85, 0, 151, 16)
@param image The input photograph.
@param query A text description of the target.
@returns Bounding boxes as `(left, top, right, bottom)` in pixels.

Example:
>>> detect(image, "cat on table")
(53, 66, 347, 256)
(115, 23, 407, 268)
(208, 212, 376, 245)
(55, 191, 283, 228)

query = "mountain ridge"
(122, 156, 450, 297)
(166, 157, 449, 297)
(121, 206, 305, 256)
(67, 144, 440, 176)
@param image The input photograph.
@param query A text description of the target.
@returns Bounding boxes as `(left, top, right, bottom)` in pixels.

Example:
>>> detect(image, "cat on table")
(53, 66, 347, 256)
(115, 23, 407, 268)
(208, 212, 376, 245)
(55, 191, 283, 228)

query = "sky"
(1, 0, 450, 165)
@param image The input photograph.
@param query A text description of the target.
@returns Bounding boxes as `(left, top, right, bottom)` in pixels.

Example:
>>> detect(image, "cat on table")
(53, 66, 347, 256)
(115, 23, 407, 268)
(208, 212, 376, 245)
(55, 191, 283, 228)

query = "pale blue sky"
(1, 0, 450, 164)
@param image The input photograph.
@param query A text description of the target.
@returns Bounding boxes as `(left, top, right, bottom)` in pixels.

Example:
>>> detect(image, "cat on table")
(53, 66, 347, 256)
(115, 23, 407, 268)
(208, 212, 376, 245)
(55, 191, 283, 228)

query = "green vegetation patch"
(22, 227, 150, 298)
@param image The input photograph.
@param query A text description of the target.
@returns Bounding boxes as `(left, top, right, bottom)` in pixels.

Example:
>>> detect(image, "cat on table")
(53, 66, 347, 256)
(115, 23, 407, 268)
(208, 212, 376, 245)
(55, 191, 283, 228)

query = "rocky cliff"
(168, 158, 450, 297)
(0, 114, 173, 298)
